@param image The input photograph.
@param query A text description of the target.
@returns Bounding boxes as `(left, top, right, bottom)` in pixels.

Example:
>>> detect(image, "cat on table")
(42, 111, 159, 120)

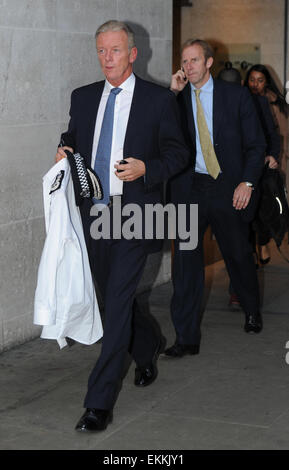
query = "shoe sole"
(244, 328, 262, 334)
(164, 345, 200, 358)
(164, 351, 199, 358)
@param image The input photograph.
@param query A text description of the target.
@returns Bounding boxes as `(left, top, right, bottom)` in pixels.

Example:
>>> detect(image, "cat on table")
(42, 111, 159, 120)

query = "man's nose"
(105, 50, 113, 61)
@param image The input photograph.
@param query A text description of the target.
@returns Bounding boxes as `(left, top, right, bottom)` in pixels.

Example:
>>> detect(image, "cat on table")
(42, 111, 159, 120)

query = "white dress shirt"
(91, 73, 135, 196)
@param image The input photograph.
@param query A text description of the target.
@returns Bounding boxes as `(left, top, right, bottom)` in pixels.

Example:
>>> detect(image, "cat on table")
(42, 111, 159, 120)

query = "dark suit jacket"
(61, 75, 190, 252)
(169, 79, 266, 221)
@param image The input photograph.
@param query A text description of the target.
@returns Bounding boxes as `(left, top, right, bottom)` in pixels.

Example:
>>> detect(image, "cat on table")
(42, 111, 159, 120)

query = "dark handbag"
(257, 164, 289, 250)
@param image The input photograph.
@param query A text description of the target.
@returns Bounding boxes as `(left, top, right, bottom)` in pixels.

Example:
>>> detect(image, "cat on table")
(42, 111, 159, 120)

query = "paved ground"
(1, 239, 289, 450)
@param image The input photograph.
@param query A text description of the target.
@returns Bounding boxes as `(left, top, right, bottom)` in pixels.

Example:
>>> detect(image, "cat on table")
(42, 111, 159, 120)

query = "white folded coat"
(34, 158, 103, 348)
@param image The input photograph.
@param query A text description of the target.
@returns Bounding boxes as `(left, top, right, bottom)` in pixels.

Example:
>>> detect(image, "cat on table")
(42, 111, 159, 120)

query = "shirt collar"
(190, 74, 214, 94)
(104, 73, 135, 94)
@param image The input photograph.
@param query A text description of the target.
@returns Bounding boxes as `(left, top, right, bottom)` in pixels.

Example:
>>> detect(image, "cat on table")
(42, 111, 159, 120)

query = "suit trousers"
(171, 172, 260, 345)
(84, 229, 162, 410)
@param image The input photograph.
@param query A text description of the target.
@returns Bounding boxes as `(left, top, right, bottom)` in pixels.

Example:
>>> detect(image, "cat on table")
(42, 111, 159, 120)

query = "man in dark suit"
(165, 39, 266, 359)
(55, 20, 189, 431)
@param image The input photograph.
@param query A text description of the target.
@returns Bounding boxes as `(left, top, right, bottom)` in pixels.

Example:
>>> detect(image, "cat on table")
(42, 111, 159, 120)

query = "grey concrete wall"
(181, 0, 286, 87)
(0, 0, 173, 352)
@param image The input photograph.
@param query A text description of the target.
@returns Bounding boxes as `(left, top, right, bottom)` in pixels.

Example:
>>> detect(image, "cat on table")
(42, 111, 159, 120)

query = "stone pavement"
(0, 239, 289, 450)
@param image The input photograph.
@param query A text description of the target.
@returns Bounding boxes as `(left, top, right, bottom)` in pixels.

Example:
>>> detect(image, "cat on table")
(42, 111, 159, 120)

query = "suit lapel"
(123, 76, 142, 155)
(182, 82, 196, 146)
(86, 81, 105, 164)
(213, 79, 224, 142)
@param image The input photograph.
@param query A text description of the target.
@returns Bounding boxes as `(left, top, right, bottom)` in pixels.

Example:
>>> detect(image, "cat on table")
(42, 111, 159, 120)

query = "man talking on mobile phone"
(165, 39, 266, 359)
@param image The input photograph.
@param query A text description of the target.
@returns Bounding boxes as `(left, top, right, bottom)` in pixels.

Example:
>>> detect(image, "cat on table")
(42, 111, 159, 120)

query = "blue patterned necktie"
(93, 87, 122, 204)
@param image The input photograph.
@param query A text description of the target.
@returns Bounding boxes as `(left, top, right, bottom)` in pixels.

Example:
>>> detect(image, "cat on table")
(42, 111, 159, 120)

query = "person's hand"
(55, 146, 74, 163)
(170, 69, 188, 94)
(114, 158, 146, 182)
(233, 182, 253, 210)
(265, 155, 278, 169)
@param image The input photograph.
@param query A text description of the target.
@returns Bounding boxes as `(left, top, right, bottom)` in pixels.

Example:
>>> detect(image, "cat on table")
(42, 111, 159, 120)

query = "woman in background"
(244, 64, 287, 263)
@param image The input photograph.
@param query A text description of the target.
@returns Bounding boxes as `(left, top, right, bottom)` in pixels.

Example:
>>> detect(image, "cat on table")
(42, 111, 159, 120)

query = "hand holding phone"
(181, 67, 187, 82)
(116, 159, 128, 173)
(170, 68, 188, 94)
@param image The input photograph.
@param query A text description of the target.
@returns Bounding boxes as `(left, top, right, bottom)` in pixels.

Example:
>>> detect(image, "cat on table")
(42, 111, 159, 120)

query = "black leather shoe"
(75, 408, 113, 432)
(259, 256, 270, 265)
(164, 342, 200, 357)
(134, 335, 166, 387)
(244, 312, 263, 333)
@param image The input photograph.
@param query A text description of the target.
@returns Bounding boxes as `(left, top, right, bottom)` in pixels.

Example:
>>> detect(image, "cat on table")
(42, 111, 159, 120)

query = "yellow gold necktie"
(195, 89, 220, 179)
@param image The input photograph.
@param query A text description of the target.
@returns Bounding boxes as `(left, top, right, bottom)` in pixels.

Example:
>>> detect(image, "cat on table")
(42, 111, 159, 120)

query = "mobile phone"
(116, 159, 128, 173)
(181, 67, 187, 81)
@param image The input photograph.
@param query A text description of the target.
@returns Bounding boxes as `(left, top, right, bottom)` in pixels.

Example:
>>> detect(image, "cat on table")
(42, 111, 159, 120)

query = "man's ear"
(206, 57, 213, 70)
(129, 47, 138, 64)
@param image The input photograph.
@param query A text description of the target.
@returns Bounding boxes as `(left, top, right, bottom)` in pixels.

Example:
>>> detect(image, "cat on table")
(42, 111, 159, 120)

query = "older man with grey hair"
(56, 20, 189, 432)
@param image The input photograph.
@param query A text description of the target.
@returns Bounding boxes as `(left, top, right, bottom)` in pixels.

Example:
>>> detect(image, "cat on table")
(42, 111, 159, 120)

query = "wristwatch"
(244, 181, 254, 190)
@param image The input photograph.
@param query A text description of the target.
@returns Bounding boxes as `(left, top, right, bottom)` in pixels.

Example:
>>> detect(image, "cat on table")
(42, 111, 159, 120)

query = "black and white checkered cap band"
(66, 151, 103, 204)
